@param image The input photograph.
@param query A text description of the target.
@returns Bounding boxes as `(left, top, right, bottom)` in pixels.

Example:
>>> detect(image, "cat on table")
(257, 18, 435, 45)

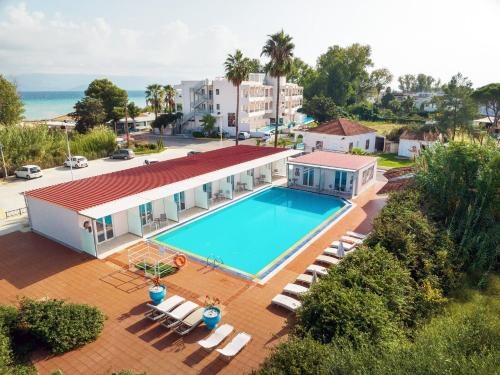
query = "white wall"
(127, 207, 142, 236)
(356, 161, 377, 195)
(303, 132, 376, 153)
(152, 198, 165, 218)
(398, 139, 433, 158)
(112, 210, 129, 237)
(184, 189, 195, 209)
(27, 197, 81, 251)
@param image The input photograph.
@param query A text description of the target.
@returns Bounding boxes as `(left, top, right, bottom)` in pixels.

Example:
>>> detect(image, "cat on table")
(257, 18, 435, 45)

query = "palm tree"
(224, 49, 251, 146)
(261, 30, 295, 147)
(201, 114, 217, 136)
(127, 102, 141, 131)
(164, 85, 176, 113)
(145, 84, 164, 119)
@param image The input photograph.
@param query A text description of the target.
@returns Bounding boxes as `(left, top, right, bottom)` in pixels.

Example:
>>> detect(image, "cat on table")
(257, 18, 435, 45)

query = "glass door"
(203, 183, 212, 199)
(302, 167, 315, 187)
(334, 171, 348, 192)
(139, 202, 153, 226)
(96, 215, 114, 243)
(174, 192, 186, 212)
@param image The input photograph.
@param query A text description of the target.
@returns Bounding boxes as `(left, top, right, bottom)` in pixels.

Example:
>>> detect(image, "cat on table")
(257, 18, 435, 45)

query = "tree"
(152, 112, 181, 145)
(471, 83, 500, 130)
(398, 74, 417, 93)
(126, 102, 141, 130)
(73, 97, 106, 133)
(415, 74, 437, 92)
(0, 75, 24, 126)
(400, 96, 415, 114)
(369, 68, 393, 98)
(381, 87, 395, 108)
(164, 85, 176, 113)
(145, 84, 164, 119)
(84, 79, 128, 122)
(261, 30, 295, 147)
(301, 95, 342, 122)
(224, 49, 252, 146)
(433, 73, 477, 140)
(200, 113, 216, 136)
(248, 58, 264, 73)
(288, 57, 315, 87)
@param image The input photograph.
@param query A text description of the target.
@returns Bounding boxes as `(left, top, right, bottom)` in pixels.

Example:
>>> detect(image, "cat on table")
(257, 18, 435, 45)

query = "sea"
(19, 91, 147, 120)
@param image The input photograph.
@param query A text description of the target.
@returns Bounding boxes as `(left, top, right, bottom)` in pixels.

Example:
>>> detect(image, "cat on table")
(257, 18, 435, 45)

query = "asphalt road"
(0, 137, 256, 212)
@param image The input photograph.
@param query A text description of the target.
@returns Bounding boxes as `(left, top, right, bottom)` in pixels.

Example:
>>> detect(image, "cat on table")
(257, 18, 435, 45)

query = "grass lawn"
(360, 121, 406, 136)
(376, 153, 414, 168)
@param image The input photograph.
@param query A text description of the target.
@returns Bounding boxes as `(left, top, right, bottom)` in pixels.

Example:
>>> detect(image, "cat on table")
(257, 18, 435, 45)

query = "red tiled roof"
(25, 145, 287, 212)
(290, 151, 377, 171)
(400, 130, 440, 141)
(305, 118, 376, 136)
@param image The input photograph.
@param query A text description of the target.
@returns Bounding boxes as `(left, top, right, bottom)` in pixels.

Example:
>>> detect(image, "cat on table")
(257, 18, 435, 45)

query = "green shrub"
(192, 131, 204, 138)
(19, 298, 105, 354)
(70, 126, 116, 159)
(350, 147, 368, 155)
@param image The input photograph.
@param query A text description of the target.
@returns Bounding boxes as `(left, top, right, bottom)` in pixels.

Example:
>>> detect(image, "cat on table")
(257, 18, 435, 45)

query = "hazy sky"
(0, 0, 499, 89)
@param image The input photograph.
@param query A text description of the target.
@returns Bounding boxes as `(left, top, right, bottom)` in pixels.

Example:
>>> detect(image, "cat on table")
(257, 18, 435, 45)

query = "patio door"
(334, 171, 347, 192)
(96, 215, 114, 243)
(302, 167, 314, 187)
(139, 202, 153, 226)
(203, 183, 212, 199)
(227, 175, 235, 190)
(174, 192, 186, 212)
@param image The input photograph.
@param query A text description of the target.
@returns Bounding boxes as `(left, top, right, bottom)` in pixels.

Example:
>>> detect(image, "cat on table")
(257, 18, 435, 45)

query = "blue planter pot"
(203, 306, 221, 330)
(149, 284, 166, 305)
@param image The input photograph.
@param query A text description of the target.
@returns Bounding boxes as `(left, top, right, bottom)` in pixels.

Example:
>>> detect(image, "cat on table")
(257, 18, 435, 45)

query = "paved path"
(0, 137, 256, 212)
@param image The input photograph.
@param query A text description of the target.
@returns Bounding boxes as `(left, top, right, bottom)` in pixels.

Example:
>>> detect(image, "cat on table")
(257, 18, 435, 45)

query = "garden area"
(376, 153, 414, 168)
(253, 141, 500, 375)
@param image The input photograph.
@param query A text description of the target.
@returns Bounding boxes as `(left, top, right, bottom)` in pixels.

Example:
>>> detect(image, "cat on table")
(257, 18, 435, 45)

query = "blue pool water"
(152, 187, 347, 279)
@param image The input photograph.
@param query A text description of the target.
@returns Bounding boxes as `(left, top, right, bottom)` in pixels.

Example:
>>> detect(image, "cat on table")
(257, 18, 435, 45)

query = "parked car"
(144, 158, 159, 165)
(14, 165, 43, 179)
(187, 151, 202, 156)
(110, 149, 135, 160)
(238, 131, 251, 140)
(64, 156, 88, 168)
(261, 134, 271, 142)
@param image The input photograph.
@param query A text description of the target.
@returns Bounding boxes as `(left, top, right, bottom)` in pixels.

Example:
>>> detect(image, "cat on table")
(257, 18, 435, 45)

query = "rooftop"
(25, 145, 288, 212)
(400, 129, 440, 141)
(290, 151, 377, 171)
(304, 118, 376, 136)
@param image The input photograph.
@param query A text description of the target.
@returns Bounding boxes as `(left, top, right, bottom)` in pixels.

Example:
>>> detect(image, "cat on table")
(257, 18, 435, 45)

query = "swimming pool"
(152, 187, 349, 281)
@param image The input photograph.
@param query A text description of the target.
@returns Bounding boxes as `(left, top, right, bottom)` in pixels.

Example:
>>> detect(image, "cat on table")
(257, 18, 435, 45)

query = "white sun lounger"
(296, 273, 314, 285)
(216, 332, 252, 361)
(324, 248, 348, 258)
(316, 255, 340, 266)
(198, 324, 234, 350)
(174, 307, 205, 335)
(330, 241, 356, 250)
(272, 294, 302, 312)
(306, 264, 329, 276)
(145, 295, 185, 321)
(161, 301, 199, 329)
(283, 283, 309, 296)
(340, 235, 364, 244)
(346, 231, 368, 240)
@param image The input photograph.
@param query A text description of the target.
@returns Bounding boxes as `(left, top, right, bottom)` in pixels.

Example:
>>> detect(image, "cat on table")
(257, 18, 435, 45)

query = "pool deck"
(0, 181, 387, 375)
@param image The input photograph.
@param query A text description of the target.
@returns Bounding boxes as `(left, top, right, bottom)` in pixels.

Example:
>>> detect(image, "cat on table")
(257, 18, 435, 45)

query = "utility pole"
(0, 144, 7, 180)
(125, 104, 130, 148)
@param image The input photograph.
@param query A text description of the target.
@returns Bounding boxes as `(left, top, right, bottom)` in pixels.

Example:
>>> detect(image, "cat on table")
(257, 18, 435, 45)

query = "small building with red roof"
(296, 118, 377, 153)
(287, 150, 377, 197)
(24, 145, 299, 258)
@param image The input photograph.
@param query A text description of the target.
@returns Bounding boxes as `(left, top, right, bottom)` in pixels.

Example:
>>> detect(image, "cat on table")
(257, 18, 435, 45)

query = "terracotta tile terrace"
(0, 182, 387, 375)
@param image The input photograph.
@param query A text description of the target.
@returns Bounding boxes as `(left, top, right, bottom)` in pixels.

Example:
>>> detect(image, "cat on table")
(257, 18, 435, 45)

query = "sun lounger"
(330, 241, 356, 250)
(145, 295, 185, 321)
(173, 307, 205, 335)
(216, 332, 252, 361)
(161, 301, 199, 329)
(296, 273, 314, 285)
(306, 264, 328, 276)
(316, 254, 340, 266)
(283, 283, 309, 296)
(198, 324, 234, 350)
(324, 248, 346, 258)
(272, 294, 302, 312)
(340, 235, 364, 244)
(346, 231, 368, 240)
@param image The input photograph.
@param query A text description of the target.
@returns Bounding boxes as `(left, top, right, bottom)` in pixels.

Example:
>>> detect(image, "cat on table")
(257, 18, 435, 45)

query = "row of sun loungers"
(145, 295, 251, 359)
(272, 231, 368, 312)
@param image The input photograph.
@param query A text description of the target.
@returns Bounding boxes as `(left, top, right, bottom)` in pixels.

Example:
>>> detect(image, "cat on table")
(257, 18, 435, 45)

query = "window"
(216, 89, 219, 95)
(96, 215, 113, 243)
(228, 113, 236, 127)
(348, 142, 354, 152)
(315, 141, 323, 150)
(216, 103, 220, 110)
(227, 175, 235, 189)
(302, 167, 314, 186)
(174, 192, 185, 211)
(203, 183, 212, 199)
(334, 171, 348, 192)
(362, 166, 374, 185)
(365, 139, 370, 150)
(139, 202, 153, 226)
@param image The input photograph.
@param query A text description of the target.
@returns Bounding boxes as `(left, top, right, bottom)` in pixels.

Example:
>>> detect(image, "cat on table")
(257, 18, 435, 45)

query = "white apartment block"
(175, 73, 305, 136)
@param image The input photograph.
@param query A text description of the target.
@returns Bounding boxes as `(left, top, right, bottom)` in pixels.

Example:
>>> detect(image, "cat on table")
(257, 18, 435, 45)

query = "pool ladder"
(206, 254, 224, 268)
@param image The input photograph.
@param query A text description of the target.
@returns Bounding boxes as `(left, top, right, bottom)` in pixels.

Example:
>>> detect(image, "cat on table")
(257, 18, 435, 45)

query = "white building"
(398, 129, 441, 158)
(24, 145, 298, 258)
(287, 151, 378, 198)
(117, 112, 156, 132)
(175, 73, 305, 136)
(296, 118, 377, 153)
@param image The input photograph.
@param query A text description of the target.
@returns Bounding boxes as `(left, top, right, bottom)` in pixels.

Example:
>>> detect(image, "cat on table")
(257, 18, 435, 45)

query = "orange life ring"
(174, 254, 187, 268)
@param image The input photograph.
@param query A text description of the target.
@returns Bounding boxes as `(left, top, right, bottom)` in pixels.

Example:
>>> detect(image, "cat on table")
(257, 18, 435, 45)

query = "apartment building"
(175, 73, 305, 136)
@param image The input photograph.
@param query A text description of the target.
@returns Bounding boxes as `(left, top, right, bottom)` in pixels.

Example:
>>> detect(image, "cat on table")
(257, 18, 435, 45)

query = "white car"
(238, 131, 251, 140)
(144, 158, 159, 165)
(14, 165, 43, 179)
(64, 156, 88, 168)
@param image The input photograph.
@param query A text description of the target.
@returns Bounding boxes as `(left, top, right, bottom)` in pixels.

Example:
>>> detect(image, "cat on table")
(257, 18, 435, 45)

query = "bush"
(70, 126, 116, 159)
(192, 131, 204, 138)
(19, 298, 105, 354)
(350, 147, 367, 155)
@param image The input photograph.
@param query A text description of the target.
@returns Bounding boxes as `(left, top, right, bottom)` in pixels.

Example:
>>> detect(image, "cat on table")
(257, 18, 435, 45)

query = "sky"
(0, 0, 499, 90)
